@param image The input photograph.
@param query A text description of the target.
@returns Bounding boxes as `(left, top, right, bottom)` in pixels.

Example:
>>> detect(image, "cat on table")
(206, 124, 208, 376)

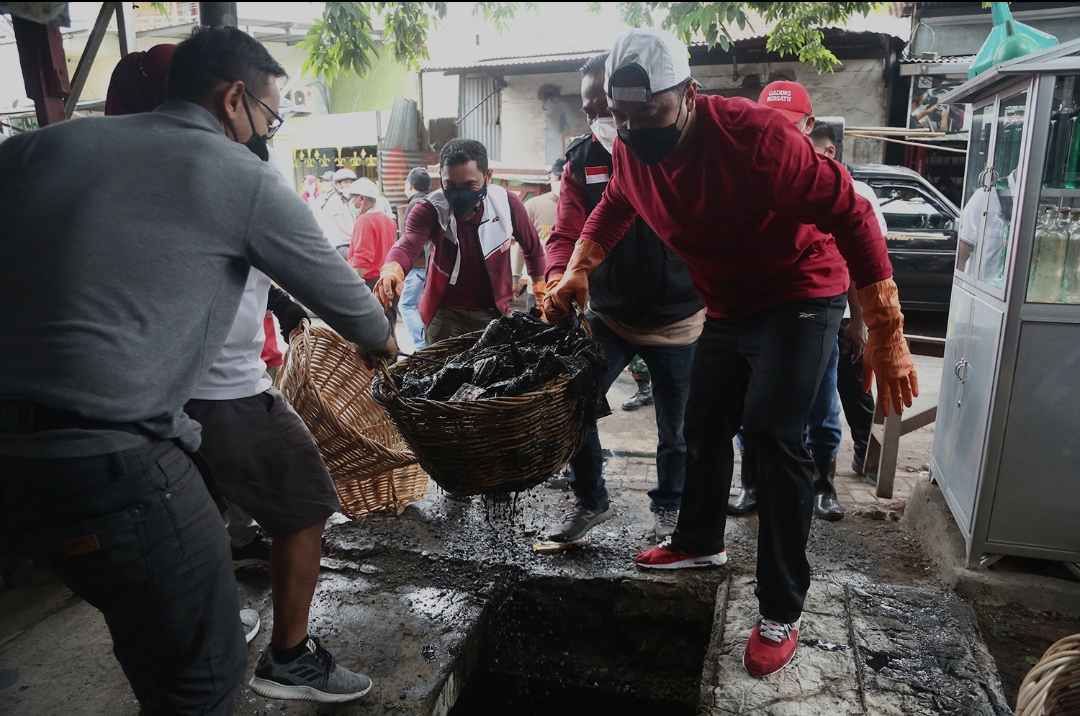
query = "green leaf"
(1025, 655, 1040, 666)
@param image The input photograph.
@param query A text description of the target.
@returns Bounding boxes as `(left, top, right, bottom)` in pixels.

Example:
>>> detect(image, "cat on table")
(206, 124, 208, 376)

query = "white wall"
(500, 71, 583, 166)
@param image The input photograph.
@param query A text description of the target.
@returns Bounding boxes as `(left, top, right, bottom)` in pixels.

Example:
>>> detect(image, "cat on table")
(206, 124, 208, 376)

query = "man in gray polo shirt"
(0, 27, 395, 715)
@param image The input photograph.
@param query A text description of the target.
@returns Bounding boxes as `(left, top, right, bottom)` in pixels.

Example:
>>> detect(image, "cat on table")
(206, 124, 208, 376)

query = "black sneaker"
(249, 637, 372, 703)
(548, 501, 614, 542)
(232, 536, 271, 569)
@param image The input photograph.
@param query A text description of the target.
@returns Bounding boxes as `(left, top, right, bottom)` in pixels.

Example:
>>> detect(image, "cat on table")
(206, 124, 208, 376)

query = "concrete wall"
(492, 56, 891, 167)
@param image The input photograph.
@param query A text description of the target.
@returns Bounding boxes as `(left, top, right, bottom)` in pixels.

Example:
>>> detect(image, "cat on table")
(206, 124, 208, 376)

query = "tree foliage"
(306, 2, 886, 82)
(589, 2, 888, 73)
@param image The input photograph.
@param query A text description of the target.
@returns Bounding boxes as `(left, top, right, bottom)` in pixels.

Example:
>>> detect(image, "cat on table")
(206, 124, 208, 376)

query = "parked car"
(849, 163, 961, 312)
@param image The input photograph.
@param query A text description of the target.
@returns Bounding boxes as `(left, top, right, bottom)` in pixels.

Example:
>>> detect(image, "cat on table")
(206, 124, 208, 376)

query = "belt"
(0, 398, 144, 435)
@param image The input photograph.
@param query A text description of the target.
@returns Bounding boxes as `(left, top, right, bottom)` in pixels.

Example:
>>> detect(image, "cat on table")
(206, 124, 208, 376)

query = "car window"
(868, 183, 955, 234)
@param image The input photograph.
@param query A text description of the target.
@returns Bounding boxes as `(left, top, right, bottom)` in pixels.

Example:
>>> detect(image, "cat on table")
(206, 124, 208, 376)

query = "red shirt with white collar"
(579, 94, 892, 318)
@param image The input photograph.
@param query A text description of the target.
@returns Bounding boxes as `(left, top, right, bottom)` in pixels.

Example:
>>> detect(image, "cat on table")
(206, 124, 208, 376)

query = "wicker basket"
(1016, 634, 1080, 716)
(371, 330, 591, 497)
(275, 322, 428, 517)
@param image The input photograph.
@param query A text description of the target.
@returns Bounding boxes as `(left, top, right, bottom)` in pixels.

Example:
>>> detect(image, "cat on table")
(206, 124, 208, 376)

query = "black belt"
(0, 398, 144, 435)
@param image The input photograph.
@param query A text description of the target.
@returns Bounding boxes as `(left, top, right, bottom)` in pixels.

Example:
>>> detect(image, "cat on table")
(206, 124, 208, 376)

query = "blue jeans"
(401, 268, 427, 350)
(805, 335, 842, 457)
(0, 440, 247, 715)
(568, 312, 696, 511)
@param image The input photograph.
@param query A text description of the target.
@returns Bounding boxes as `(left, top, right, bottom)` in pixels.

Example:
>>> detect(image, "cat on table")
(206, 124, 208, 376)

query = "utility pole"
(199, 2, 239, 27)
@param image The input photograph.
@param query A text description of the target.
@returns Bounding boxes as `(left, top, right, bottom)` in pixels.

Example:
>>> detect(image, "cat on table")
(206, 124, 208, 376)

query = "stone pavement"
(2, 351, 1016, 715)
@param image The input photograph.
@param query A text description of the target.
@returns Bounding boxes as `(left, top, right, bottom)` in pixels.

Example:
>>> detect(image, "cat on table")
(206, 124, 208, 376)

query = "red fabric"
(385, 192, 545, 324)
(104, 44, 177, 116)
(348, 210, 398, 279)
(546, 136, 600, 279)
(261, 312, 282, 369)
(578, 94, 892, 318)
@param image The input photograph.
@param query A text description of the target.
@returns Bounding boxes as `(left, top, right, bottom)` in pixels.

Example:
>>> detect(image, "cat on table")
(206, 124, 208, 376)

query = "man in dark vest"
(544, 52, 705, 544)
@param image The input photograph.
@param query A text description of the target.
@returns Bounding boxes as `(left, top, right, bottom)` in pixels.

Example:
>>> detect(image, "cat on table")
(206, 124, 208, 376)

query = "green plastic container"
(968, 2, 1058, 79)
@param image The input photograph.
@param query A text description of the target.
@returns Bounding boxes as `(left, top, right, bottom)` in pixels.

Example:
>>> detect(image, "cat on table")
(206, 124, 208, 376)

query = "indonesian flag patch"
(585, 166, 610, 184)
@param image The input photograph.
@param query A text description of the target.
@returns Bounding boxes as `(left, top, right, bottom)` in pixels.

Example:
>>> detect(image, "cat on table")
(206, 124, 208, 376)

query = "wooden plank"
(900, 405, 937, 435)
(876, 408, 902, 499)
(65, 3, 117, 118)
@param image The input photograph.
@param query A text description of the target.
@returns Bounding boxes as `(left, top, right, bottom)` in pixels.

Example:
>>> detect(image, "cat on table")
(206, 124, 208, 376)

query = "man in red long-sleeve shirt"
(376, 139, 547, 345)
(348, 177, 400, 327)
(543, 28, 918, 678)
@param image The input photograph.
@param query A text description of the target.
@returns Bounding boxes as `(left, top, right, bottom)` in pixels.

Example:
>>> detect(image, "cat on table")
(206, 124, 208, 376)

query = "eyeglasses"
(244, 89, 284, 139)
(210, 70, 284, 138)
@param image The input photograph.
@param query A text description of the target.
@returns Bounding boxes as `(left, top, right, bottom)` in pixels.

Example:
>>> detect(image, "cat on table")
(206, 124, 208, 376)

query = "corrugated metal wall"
(378, 148, 438, 212)
(457, 76, 502, 161)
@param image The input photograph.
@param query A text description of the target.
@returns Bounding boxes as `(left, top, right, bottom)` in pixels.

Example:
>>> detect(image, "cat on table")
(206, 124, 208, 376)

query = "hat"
(332, 168, 358, 183)
(758, 81, 813, 124)
(550, 157, 566, 177)
(605, 28, 691, 102)
(104, 44, 177, 116)
(346, 177, 380, 199)
(320, 171, 335, 180)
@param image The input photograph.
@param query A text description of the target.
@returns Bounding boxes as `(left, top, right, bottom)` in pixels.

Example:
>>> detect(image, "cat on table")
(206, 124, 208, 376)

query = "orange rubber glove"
(858, 278, 919, 415)
(531, 278, 547, 305)
(541, 240, 605, 322)
(375, 261, 405, 310)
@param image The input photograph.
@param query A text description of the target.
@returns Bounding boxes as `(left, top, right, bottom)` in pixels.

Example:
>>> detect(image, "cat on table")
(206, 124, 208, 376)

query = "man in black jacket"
(545, 52, 705, 543)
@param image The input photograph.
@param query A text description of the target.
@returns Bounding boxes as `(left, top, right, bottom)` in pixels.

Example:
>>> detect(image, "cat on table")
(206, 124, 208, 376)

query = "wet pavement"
(0, 352, 1015, 715)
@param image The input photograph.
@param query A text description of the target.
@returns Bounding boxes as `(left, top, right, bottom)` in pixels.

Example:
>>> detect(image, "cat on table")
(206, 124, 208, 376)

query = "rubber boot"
(812, 453, 845, 521)
(621, 378, 654, 411)
(727, 450, 757, 514)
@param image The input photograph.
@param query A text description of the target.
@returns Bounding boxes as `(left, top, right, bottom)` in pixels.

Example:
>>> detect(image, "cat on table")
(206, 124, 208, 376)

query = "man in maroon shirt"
(542, 28, 918, 678)
(376, 139, 547, 344)
(348, 177, 400, 327)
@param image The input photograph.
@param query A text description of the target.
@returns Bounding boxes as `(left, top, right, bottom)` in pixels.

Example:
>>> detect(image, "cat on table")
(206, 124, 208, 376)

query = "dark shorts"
(184, 388, 340, 537)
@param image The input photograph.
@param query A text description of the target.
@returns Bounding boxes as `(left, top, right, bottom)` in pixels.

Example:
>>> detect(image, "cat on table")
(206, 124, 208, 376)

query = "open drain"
(448, 577, 715, 715)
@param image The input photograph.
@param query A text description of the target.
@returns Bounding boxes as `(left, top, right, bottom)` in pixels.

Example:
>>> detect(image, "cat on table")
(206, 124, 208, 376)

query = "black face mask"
(239, 97, 269, 162)
(617, 95, 687, 166)
(444, 182, 488, 216)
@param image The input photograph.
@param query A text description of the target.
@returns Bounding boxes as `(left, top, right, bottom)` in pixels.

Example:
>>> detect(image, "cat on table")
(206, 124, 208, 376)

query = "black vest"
(566, 134, 704, 328)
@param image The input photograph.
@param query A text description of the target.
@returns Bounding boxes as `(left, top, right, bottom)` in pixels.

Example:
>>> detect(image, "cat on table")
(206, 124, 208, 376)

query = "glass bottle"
(1066, 112, 1080, 189)
(1062, 209, 1080, 302)
(1046, 95, 1077, 188)
(1029, 207, 1068, 302)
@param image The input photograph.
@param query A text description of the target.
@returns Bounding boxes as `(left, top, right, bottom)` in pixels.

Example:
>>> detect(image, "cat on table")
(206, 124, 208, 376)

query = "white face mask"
(590, 117, 618, 154)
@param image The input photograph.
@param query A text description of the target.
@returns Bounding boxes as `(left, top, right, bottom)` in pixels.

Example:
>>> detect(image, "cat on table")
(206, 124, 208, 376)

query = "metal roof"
(427, 50, 607, 74)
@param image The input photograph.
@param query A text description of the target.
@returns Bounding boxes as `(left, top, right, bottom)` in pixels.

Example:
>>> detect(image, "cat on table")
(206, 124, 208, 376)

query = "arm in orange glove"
(531, 278, 547, 305)
(540, 240, 605, 322)
(374, 261, 405, 310)
(858, 278, 919, 415)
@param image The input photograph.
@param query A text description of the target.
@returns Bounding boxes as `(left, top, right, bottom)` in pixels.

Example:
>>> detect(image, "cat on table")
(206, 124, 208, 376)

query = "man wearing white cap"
(348, 177, 400, 327)
(542, 28, 918, 678)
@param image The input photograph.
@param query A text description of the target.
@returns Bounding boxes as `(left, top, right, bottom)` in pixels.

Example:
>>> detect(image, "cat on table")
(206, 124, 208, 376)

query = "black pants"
(836, 317, 875, 461)
(673, 294, 844, 623)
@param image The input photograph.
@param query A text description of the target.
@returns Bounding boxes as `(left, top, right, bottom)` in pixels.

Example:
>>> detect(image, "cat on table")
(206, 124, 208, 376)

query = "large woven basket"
(275, 322, 428, 517)
(371, 330, 590, 497)
(1016, 634, 1080, 716)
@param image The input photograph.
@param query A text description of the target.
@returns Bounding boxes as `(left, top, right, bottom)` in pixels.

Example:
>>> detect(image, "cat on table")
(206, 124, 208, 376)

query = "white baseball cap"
(606, 28, 692, 102)
(346, 177, 380, 199)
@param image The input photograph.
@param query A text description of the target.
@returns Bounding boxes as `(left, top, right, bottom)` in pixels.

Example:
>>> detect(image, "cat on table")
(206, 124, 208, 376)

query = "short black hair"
(580, 52, 609, 78)
(550, 157, 566, 177)
(440, 138, 488, 174)
(809, 122, 837, 147)
(406, 166, 431, 193)
(167, 26, 287, 102)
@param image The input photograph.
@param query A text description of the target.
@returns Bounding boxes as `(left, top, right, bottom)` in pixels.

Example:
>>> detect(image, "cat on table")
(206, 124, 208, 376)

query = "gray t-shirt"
(0, 101, 391, 457)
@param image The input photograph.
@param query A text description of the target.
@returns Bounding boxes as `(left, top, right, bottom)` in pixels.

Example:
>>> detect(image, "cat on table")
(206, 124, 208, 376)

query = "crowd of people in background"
(0, 22, 918, 715)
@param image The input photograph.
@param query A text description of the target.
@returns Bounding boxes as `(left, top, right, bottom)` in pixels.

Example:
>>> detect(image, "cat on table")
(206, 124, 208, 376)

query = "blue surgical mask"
(444, 183, 488, 216)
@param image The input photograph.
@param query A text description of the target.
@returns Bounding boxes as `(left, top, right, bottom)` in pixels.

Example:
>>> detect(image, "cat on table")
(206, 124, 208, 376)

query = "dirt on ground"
(797, 508, 1080, 710)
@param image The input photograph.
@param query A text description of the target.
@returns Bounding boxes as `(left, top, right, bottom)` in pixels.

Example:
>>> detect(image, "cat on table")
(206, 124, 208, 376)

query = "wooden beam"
(12, 17, 71, 127)
(65, 2, 117, 119)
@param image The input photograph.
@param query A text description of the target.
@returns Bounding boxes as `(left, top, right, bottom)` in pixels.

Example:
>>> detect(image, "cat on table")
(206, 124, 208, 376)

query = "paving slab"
(702, 576, 1011, 715)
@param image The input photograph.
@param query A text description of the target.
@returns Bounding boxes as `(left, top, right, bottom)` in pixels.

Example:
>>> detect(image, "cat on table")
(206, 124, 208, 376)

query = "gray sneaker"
(249, 637, 372, 703)
(240, 609, 261, 644)
(548, 500, 614, 542)
(654, 508, 679, 541)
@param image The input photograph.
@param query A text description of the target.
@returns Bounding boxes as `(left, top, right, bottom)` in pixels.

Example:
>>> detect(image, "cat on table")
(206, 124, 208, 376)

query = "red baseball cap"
(758, 81, 813, 124)
(104, 44, 177, 116)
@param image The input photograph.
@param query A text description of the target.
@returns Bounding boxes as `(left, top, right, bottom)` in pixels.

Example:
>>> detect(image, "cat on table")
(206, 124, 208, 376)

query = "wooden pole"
(11, 17, 71, 127)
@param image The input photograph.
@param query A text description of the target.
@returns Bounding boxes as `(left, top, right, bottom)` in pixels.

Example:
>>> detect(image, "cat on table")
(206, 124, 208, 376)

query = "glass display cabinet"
(934, 38, 1080, 576)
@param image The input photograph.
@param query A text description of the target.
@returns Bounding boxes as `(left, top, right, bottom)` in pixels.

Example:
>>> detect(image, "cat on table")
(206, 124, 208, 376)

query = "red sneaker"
(633, 538, 727, 570)
(743, 616, 801, 677)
